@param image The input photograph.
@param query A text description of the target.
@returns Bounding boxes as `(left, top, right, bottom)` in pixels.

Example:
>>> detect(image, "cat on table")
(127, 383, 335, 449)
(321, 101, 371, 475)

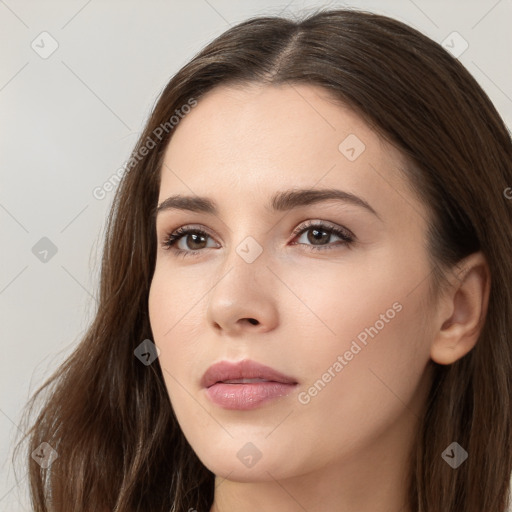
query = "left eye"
(161, 221, 355, 257)
(291, 222, 354, 250)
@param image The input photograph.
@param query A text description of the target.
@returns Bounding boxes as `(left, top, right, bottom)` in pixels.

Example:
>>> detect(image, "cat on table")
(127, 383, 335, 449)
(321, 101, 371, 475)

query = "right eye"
(161, 225, 219, 258)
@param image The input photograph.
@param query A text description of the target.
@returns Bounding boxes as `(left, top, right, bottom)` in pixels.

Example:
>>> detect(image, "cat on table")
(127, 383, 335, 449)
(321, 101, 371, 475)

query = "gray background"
(1, 0, 511, 509)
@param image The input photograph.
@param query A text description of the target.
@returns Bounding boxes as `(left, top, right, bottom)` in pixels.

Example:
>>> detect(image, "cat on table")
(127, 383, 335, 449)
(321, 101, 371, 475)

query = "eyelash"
(160, 220, 355, 259)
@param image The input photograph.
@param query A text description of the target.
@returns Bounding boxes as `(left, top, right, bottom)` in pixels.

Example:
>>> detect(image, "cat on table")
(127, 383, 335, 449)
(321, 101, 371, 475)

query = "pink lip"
(201, 359, 298, 410)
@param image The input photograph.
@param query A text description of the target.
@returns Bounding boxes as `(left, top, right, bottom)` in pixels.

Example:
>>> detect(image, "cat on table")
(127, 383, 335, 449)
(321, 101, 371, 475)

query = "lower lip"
(205, 382, 297, 410)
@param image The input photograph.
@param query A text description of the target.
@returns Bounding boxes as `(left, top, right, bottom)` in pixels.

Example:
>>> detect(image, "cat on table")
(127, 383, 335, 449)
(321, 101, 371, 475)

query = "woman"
(17, 7, 512, 512)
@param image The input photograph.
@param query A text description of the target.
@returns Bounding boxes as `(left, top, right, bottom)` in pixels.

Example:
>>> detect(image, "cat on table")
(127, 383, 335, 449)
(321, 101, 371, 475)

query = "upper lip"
(201, 359, 298, 388)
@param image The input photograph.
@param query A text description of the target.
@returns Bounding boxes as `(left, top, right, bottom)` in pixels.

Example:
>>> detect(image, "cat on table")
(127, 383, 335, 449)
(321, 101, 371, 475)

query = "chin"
(194, 441, 297, 482)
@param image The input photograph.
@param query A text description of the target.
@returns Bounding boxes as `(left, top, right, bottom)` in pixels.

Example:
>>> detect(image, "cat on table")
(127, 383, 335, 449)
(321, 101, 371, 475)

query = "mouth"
(201, 359, 298, 410)
(201, 359, 297, 387)
(219, 378, 280, 384)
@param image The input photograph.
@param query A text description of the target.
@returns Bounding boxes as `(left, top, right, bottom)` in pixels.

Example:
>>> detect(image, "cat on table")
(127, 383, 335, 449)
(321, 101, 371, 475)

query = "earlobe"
(430, 251, 491, 365)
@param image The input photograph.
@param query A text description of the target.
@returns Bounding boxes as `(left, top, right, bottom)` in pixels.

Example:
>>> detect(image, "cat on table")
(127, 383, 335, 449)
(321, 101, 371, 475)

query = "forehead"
(159, 83, 428, 226)
(165, 82, 378, 166)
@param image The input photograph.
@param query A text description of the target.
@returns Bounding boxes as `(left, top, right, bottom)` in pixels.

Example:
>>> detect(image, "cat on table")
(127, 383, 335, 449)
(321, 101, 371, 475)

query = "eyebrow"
(154, 188, 381, 220)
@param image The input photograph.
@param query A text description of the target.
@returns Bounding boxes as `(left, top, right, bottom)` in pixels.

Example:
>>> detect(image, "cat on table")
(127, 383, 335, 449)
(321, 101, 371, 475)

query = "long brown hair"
(15, 7, 512, 511)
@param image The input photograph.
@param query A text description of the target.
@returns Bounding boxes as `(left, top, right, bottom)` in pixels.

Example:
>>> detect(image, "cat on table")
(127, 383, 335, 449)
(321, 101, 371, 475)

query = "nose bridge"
(206, 224, 279, 333)
(219, 206, 272, 272)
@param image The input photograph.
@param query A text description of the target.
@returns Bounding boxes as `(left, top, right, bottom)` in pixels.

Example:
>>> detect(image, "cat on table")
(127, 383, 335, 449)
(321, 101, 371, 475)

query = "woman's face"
(148, 83, 436, 484)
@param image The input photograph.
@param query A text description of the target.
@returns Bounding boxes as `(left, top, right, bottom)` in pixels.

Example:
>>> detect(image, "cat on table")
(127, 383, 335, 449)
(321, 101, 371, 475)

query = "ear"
(430, 251, 491, 365)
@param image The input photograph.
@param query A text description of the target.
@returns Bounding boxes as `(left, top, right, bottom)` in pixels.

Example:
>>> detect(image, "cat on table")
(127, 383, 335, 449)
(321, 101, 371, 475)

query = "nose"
(206, 247, 279, 336)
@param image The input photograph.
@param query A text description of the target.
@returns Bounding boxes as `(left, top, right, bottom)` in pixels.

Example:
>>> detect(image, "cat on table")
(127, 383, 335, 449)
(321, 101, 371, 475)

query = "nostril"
(247, 318, 259, 325)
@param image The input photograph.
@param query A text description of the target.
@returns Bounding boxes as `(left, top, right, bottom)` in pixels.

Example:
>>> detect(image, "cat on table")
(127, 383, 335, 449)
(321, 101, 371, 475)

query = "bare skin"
(148, 83, 490, 512)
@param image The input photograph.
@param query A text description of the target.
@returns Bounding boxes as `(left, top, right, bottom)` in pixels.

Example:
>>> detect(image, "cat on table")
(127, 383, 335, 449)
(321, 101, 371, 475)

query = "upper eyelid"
(293, 219, 353, 234)
(168, 224, 220, 242)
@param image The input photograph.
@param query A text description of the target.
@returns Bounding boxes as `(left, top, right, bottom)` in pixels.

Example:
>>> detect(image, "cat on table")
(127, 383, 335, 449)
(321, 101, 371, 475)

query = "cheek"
(290, 266, 432, 455)
(148, 260, 206, 340)
(286, 248, 429, 384)
(148, 264, 205, 389)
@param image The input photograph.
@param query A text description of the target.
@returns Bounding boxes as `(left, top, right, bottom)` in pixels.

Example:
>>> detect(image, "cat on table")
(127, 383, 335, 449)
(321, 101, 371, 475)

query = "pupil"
(188, 233, 206, 249)
(308, 228, 329, 244)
